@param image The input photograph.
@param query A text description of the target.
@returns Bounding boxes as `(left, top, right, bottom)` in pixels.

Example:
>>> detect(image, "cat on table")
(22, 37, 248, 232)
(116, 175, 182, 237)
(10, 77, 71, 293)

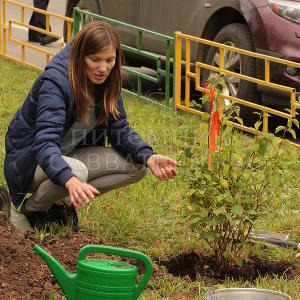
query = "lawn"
(0, 56, 300, 299)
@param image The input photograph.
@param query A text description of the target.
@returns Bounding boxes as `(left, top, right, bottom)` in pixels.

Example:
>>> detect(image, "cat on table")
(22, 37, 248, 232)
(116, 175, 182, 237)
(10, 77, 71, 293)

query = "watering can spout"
(33, 244, 76, 300)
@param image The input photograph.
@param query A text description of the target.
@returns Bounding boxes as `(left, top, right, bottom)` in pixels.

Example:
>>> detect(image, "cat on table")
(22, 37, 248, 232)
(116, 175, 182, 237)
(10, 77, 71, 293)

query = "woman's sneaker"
(48, 204, 79, 232)
(10, 207, 33, 233)
(0, 185, 33, 233)
(0, 185, 11, 218)
(26, 210, 54, 231)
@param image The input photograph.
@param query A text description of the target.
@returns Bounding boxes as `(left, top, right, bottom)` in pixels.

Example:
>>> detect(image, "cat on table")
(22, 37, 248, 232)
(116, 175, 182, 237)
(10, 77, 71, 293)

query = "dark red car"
(73, 0, 300, 120)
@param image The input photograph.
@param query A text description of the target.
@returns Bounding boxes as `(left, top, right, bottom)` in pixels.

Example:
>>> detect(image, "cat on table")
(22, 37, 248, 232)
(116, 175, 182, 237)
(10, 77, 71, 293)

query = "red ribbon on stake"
(204, 82, 210, 95)
(207, 84, 220, 171)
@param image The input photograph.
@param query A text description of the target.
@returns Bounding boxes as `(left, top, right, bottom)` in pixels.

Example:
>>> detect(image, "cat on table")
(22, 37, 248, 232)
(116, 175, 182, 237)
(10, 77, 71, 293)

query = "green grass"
(1, 56, 300, 299)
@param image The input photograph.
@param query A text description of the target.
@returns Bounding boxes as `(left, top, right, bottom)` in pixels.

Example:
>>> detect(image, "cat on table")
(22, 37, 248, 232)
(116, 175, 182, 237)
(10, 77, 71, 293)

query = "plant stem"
(227, 125, 234, 186)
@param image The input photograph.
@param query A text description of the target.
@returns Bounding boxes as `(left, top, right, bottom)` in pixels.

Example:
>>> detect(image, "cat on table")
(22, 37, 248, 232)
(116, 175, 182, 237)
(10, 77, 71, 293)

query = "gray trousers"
(25, 146, 148, 212)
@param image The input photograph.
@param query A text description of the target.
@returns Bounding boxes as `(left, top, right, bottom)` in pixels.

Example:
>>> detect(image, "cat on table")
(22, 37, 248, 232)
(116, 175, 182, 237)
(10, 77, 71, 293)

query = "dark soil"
(161, 251, 300, 282)
(1, 211, 299, 299)
(0, 212, 161, 300)
(0, 212, 103, 299)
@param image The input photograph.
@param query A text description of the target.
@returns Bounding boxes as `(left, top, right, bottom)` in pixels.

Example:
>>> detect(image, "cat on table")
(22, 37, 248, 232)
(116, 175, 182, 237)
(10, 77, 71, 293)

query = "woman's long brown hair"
(69, 21, 122, 125)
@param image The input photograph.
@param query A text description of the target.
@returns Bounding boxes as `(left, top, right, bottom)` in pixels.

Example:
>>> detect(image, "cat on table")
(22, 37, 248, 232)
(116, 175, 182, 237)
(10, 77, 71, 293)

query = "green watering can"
(33, 244, 153, 300)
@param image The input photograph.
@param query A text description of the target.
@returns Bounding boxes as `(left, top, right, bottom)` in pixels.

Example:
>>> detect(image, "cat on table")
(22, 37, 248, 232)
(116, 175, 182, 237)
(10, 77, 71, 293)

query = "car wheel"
(201, 23, 260, 124)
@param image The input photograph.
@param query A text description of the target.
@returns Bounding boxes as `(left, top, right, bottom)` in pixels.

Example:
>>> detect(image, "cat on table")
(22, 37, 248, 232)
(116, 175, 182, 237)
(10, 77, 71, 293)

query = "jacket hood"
(40, 41, 74, 106)
(44, 41, 73, 78)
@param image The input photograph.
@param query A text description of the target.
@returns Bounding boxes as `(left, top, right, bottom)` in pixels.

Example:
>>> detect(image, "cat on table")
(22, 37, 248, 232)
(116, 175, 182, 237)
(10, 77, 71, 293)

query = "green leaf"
(201, 113, 210, 122)
(205, 232, 217, 242)
(187, 205, 195, 212)
(258, 139, 268, 155)
(207, 217, 222, 226)
(236, 258, 243, 267)
(220, 179, 229, 189)
(275, 187, 282, 197)
(254, 121, 262, 131)
(184, 147, 193, 158)
(200, 123, 209, 132)
(242, 150, 252, 163)
(190, 217, 201, 225)
(202, 96, 209, 106)
(272, 136, 281, 146)
(242, 171, 251, 181)
(232, 204, 243, 216)
(216, 194, 225, 203)
(203, 174, 213, 182)
(196, 189, 205, 196)
(223, 164, 230, 174)
(275, 126, 285, 134)
(231, 171, 238, 180)
(252, 143, 259, 152)
(262, 132, 275, 142)
(188, 188, 196, 196)
(248, 210, 258, 218)
(190, 100, 202, 109)
(287, 128, 296, 139)
(234, 116, 243, 125)
(215, 207, 226, 215)
(226, 213, 233, 223)
(292, 118, 299, 129)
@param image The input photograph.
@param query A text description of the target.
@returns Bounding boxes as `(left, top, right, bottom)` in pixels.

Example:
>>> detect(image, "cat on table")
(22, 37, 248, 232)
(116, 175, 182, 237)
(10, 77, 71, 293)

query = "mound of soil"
(0, 212, 161, 300)
(0, 212, 107, 299)
(1, 211, 299, 299)
(162, 251, 300, 282)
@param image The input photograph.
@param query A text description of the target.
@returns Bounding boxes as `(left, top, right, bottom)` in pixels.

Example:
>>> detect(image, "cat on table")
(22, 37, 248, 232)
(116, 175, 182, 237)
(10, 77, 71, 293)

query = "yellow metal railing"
(0, 2, 299, 149)
(0, 0, 73, 70)
(174, 31, 300, 149)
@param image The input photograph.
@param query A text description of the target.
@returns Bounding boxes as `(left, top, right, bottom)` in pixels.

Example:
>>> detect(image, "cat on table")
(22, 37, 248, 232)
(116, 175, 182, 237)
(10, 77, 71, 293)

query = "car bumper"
(256, 48, 300, 108)
(255, 5, 300, 107)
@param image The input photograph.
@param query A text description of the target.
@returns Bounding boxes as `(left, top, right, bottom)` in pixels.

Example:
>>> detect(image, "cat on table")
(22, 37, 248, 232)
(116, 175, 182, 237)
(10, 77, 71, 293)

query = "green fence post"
(138, 77, 142, 97)
(138, 31, 142, 51)
(82, 14, 86, 27)
(165, 39, 171, 107)
(156, 59, 161, 83)
(73, 7, 80, 37)
(173, 32, 176, 112)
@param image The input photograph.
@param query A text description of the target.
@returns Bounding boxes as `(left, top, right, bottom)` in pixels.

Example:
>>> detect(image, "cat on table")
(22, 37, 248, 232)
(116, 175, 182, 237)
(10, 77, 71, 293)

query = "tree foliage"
(183, 73, 299, 271)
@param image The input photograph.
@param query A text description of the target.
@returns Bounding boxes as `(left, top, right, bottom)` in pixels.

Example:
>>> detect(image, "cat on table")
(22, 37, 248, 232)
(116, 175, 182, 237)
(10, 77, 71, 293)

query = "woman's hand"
(146, 154, 180, 181)
(65, 176, 100, 209)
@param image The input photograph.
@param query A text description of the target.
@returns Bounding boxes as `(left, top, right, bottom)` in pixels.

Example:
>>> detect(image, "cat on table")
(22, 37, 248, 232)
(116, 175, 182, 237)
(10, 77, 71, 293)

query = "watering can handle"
(78, 244, 153, 297)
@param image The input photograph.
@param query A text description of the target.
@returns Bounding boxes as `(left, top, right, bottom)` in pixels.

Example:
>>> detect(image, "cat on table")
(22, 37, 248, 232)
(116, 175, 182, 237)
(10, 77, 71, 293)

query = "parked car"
(71, 0, 300, 120)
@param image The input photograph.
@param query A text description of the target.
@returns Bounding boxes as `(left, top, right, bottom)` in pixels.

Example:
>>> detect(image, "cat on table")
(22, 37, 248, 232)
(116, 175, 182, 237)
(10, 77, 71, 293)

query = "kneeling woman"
(3, 21, 180, 232)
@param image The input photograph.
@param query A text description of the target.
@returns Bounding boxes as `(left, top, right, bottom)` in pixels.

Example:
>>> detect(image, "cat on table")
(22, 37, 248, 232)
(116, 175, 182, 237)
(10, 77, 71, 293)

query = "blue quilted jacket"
(4, 43, 154, 208)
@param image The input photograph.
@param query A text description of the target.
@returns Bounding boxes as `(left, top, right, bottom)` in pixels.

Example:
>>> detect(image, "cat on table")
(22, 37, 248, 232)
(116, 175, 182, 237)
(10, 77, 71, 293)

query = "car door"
(139, 0, 206, 57)
(99, 0, 141, 45)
